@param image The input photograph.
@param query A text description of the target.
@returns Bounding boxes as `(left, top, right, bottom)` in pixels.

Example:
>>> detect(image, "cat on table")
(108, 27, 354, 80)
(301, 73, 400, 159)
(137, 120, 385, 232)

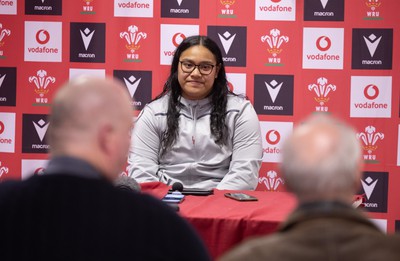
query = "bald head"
(281, 114, 362, 204)
(48, 77, 133, 180)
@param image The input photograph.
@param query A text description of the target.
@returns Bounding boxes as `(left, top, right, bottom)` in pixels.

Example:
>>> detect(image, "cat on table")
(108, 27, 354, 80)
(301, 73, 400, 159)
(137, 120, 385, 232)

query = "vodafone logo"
(36, 29, 50, 45)
(172, 33, 186, 47)
(364, 84, 379, 100)
(0, 121, 4, 134)
(266, 130, 280, 145)
(34, 167, 45, 175)
(316, 36, 331, 51)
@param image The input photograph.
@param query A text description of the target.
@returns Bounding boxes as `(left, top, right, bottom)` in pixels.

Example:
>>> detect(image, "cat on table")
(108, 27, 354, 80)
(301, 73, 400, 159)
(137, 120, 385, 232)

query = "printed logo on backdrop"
(255, 0, 296, 21)
(69, 68, 106, 80)
(350, 76, 391, 118)
(308, 77, 336, 112)
(357, 171, 388, 213)
(304, 0, 344, 21)
(258, 170, 285, 191)
(364, 0, 382, 20)
(352, 29, 393, 70)
(0, 112, 16, 153)
(114, 0, 153, 17)
(207, 26, 247, 67)
(0, 0, 17, 15)
(356, 125, 384, 164)
(226, 73, 246, 96)
(81, 0, 96, 14)
(70, 22, 106, 63)
(0, 67, 17, 106)
(160, 24, 199, 65)
(259, 121, 293, 163)
(120, 25, 147, 63)
(0, 23, 11, 58)
(161, 0, 199, 18)
(303, 27, 344, 69)
(22, 114, 50, 153)
(113, 70, 152, 111)
(219, 0, 237, 18)
(28, 69, 56, 106)
(0, 161, 9, 178)
(21, 159, 48, 180)
(25, 0, 62, 15)
(24, 21, 62, 62)
(395, 220, 400, 233)
(254, 74, 294, 116)
(261, 28, 289, 66)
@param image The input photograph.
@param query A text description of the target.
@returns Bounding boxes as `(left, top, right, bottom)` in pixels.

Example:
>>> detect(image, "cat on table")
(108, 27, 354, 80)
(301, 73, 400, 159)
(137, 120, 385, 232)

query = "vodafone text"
(259, 5, 292, 12)
(117, 2, 150, 9)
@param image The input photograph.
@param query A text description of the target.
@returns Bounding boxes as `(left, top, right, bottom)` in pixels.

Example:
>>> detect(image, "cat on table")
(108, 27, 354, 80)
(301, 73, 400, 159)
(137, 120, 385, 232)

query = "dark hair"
(155, 35, 231, 156)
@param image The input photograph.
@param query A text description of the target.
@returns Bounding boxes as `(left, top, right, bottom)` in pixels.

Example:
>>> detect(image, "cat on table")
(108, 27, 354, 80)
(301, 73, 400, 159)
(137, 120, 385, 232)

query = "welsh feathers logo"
(120, 25, 147, 62)
(0, 23, 11, 58)
(81, 0, 96, 14)
(219, 0, 236, 18)
(261, 28, 289, 66)
(356, 126, 384, 163)
(364, 0, 382, 20)
(258, 170, 285, 191)
(0, 161, 9, 178)
(29, 69, 56, 105)
(308, 77, 336, 112)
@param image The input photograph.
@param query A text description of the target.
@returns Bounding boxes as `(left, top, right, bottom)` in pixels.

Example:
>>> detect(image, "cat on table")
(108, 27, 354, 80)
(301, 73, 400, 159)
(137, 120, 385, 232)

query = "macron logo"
(218, 31, 236, 55)
(177, 0, 183, 6)
(363, 34, 382, 58)
(320, 0, 329, 9)
(123, 76, 141, 98)
(33, 119, 49, 142)
(361, 176, 378, 200)
(80, 28, 95, 51)
(0, 74, 6, 88)
(265, 80, 283, 103)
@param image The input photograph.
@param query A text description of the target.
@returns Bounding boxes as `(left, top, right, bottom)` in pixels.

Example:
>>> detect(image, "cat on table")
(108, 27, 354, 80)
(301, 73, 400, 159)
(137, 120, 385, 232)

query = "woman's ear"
(215, 64, 221, 78)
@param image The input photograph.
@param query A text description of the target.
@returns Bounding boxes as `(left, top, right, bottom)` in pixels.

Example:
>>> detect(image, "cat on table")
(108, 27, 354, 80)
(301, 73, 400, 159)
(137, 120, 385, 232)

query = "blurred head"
(48, 76, 133, 181)
(280, 114, 363, 204)
(167, 35, 227, 100)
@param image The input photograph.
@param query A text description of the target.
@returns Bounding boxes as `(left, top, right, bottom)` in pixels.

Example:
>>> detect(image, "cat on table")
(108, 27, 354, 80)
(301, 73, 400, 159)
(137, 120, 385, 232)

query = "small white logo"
(0, 74, 6, 87)
(0, 161, 9, 178)
(33, 119, 49, 142)
(363, 33, 382, 57)
(218, 31, 236, 54)
(120, 25, 147, 61)
(320, 0, 329, 9)
(258, 170, 285, 191)
(29, 70, 55, 98)
(177, 0, 183, 6)
(123, 76, 141, 98)
(361, 176, 378, 199)
(80, 28, 95, 50)
(265, 80, 283, 103)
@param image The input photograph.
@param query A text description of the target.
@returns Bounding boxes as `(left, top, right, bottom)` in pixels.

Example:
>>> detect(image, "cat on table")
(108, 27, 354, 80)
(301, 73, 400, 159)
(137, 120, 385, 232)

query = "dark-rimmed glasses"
(179, 61, 216, 75)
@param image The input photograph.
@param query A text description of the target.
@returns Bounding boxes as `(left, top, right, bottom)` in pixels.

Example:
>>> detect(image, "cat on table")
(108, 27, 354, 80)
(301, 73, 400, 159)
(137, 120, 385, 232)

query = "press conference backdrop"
(0, 0, 399, 232)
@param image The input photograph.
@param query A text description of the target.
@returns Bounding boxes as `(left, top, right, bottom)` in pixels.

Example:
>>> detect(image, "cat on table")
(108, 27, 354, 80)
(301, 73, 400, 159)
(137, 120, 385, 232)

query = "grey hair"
(280, 114, 362, 201)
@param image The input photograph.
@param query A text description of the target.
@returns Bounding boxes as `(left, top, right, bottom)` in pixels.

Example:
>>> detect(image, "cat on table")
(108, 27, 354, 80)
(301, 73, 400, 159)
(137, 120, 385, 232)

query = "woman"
(128, 35, 262, 190)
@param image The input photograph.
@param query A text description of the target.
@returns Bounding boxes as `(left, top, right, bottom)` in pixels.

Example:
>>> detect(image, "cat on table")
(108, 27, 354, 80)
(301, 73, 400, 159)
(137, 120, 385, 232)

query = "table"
(141, 182, 297, 259)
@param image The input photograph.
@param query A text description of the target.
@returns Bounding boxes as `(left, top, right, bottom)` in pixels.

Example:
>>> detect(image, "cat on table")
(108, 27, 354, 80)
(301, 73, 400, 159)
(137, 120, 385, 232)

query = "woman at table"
(127, 35, 262, 190)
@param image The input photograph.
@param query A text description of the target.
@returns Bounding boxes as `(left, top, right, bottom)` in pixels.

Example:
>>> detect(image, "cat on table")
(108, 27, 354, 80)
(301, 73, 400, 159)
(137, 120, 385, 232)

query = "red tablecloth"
(141, 182, 297, 259)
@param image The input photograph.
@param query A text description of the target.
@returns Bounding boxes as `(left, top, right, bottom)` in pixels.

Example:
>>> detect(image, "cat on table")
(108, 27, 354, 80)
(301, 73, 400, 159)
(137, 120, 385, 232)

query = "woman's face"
(177, 45, 220, 100)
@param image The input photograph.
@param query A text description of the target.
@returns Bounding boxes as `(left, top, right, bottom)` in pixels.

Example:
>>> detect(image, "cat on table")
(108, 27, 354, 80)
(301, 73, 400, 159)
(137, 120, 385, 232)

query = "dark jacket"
(219, 201, 400, 261)
(0, 157, 211, 261)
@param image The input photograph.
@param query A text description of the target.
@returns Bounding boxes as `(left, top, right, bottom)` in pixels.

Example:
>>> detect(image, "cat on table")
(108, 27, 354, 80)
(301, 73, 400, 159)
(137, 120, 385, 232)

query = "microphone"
(114, 175, 141, 193)
(169, 182, 213, 196)
(171, 182, 184, 192)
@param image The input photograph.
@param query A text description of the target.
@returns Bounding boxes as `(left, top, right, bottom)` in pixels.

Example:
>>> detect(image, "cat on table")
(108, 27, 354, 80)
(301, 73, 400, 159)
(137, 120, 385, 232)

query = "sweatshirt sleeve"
(127, 106, 161, 183)
(217, 101, 263, 190)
